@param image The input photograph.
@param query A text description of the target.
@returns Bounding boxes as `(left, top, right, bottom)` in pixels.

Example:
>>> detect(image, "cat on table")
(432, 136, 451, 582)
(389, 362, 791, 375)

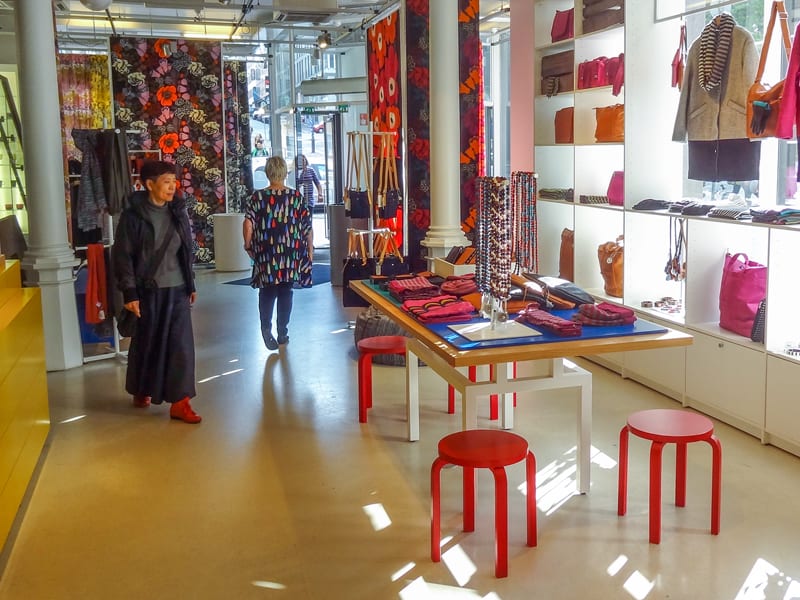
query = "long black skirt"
(126, 286, 196, 404)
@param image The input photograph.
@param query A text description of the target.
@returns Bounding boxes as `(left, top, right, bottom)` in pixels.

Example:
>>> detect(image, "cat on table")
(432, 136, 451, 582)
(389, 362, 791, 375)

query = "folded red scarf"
(516, 304, 583, 337)
(572, 302, 636, 326)
(402, 295, 476, 323)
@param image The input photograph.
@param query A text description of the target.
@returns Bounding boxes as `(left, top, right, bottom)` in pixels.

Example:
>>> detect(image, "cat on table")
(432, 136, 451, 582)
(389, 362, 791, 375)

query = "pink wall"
(509, 0, 535, 173)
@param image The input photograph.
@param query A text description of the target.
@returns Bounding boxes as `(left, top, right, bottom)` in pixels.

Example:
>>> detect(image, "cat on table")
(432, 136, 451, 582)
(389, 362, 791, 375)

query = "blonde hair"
(265, 156, 287, 182)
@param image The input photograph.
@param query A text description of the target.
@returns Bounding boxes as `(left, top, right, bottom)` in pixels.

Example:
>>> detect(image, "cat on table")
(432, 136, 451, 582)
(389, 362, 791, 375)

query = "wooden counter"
(0, 260, 49, 551)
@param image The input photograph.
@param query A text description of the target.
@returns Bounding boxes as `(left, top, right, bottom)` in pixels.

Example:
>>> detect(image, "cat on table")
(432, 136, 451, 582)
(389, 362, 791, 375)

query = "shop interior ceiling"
(0, 1, 509, 54)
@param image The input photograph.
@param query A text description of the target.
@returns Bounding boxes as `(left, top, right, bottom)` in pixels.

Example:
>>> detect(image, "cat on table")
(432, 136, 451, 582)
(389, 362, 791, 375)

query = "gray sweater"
(672, 25, 758, 142)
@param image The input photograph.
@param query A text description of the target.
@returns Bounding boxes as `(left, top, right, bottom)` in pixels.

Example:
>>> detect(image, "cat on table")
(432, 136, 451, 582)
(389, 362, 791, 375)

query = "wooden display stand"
(0, 259, 49, 551)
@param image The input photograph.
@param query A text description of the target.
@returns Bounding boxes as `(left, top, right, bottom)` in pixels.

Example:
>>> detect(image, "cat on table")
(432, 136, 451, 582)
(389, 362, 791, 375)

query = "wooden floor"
(1, 267, 799, 599)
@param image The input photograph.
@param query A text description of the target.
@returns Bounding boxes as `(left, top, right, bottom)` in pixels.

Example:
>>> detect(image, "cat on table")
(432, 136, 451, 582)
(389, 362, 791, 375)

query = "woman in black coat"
(111, 160, 201, 423)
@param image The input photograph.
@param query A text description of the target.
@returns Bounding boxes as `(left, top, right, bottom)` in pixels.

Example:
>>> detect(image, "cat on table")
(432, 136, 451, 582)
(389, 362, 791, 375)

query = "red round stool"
(431, 429, 537, 578)
(356, 335, 406, 423)
(617, 409, 722, 544)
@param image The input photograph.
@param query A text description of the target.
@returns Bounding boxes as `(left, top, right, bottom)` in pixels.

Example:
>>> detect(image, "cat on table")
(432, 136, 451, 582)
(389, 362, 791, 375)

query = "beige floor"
(1, 269, 799, 600)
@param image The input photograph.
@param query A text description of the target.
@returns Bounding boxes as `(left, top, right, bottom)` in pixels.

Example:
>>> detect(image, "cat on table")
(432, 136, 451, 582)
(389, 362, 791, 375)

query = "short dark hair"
(140, 160, 176, 183)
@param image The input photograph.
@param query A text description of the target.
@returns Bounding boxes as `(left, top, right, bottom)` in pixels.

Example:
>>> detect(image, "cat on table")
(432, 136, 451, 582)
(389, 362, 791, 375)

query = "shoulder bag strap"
(359, 133, 373, 211)
(755, 1, 791, 84)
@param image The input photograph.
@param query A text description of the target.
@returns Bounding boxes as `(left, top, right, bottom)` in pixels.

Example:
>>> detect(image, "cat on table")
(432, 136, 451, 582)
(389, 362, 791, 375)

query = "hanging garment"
(85, 243, 108, 325)
(672, 16, 761, 181)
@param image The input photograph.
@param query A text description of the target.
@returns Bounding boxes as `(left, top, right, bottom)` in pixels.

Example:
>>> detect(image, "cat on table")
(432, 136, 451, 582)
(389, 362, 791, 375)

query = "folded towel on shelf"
(402, 295, 476, 323)
(516, 303, 583, 337)
(572, 302, 636, 326)
(539, 188, 574, 201)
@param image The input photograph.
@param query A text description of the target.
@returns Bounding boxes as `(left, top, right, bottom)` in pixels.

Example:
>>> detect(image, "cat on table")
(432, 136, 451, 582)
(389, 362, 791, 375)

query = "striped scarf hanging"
(698, 13, 735, 92)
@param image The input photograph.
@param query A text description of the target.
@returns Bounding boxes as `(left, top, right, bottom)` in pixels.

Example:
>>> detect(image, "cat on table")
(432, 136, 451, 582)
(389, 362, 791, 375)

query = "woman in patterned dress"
(242, 156, 313, 350)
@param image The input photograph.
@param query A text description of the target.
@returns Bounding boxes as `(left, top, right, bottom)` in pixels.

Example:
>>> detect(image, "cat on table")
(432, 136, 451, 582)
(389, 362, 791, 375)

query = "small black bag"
(346, 190, 371, 219)
(750, 298, 766, 343)
(116, 308, 138, 338)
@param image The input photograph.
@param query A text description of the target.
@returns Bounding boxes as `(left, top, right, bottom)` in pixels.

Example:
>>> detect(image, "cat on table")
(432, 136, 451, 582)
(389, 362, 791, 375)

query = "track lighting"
(317, 31, 332, 49)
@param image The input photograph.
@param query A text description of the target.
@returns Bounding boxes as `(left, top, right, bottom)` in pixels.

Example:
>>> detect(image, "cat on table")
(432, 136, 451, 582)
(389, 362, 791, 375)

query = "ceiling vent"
(54, 1, 69, 11)
(272, 0, 338, 24)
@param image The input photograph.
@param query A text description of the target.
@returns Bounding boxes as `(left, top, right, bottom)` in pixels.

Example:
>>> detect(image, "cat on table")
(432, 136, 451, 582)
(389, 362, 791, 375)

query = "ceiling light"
(317, 31, 332, 49)
(79, 0, 113, 10)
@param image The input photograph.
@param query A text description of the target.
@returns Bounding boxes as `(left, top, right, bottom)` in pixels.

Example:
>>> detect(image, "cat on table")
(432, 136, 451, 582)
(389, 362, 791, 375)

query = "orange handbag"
(594, 104, 624, 143)
(554, 107, 574, 143)
(598, 236, 624, 298)
(559, 228, 574, 281)
(747, 1, 791, 139)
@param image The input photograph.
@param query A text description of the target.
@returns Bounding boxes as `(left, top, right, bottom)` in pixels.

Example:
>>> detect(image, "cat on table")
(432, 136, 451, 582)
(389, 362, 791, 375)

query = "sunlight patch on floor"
(623, 570, 655, 599)
(59, 415, 87, 424)
(735, 557, 800, 599)
(399, 576, 500, 598)
(197, 368, 244, 383)
(251, 580, 287, 589)
(607, 554, 628, 576)
(443, 544, 478, 587)
(391, 562, 416, 582)
(363, 503, 392, 531)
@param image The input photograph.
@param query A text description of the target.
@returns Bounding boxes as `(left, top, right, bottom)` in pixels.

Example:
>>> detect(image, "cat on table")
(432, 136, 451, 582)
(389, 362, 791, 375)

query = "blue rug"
(224, 263, 331, 286)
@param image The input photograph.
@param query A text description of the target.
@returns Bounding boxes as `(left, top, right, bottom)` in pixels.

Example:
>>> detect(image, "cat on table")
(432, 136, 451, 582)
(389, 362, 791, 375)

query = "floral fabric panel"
(245, 189, 312, 288)
(222, 60, 252, 214)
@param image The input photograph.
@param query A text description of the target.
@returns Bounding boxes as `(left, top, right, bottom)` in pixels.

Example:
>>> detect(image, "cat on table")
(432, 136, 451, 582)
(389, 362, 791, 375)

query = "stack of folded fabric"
(707, 207, 751, 220)
(402, 295, 476, 323)
(440, 274, 478, 297)
(516, 303, 583, 337)
(579, 194, 609, 204)
(388, 276, 439, 302)
(752, 207, 800, 224)
(572, 302, 636, 326)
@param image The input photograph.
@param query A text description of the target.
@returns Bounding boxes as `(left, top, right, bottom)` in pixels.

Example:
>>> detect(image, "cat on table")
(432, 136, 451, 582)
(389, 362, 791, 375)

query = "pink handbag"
(551, 8, 574, 43)
(607, 171, 624, 206)
(718, 253, 767, 338)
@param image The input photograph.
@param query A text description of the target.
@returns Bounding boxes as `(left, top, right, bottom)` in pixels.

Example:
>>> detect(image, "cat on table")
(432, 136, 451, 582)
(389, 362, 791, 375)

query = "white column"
(421, 0, 469, 263)
(16, 0, 82, 371)
(509, 0, 536, 173)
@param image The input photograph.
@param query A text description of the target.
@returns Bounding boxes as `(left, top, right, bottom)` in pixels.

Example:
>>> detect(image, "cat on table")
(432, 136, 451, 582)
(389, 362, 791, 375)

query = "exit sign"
(337, 104, 349, 113)
(301, 106, 314, 114)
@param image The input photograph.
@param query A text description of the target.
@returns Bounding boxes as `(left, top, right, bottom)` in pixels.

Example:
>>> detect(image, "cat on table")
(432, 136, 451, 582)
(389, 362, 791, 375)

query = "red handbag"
(551, 8, 574, 43)
(671, 24, 687, 90)
(578, 57, 608, 90)
(606, 53, 624, 95)
(607, 171, 624, 206)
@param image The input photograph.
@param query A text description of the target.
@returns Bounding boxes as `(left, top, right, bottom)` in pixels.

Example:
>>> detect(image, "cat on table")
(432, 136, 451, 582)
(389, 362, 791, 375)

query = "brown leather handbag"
(559, 228, 574, 281)
(746, 1, 791, 139)
(594, 104, 624, 143)
(554, 107, 574, 143)
(598, 236, 624, 298)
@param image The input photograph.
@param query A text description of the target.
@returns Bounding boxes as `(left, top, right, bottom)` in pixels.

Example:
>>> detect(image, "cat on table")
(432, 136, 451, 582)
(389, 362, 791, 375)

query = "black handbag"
(342, 230, 372, 307)
(344, 131, 373, 219)
(524, 274, 595, 305)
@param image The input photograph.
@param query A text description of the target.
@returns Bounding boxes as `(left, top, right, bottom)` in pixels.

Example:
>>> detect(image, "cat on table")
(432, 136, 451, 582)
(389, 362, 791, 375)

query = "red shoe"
(133, 395, 151, 408)
(169, 397, 202, 424)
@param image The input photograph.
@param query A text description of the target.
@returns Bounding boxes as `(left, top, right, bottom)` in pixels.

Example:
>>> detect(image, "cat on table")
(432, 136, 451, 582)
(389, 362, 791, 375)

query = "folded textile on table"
(632, 198, 670, 211)
(440, 274, 478, 296)
(572, 302, 636, 326)
(388, 276, 440, 301)
(707, 207, 751, 220)
(516, 303, 583, 337)
(579, 194, 609, 204)
(402, 295, 476, 323)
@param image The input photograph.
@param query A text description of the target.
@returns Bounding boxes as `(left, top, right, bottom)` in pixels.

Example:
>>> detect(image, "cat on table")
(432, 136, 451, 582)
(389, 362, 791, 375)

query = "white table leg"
(577, 371, 592, 494)
(499, 362, 514, 430)
(461, 384, 479, 431)
(406, 345, 420, 442)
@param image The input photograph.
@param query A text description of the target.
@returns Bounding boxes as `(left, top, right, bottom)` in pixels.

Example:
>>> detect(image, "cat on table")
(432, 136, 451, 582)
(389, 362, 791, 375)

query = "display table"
(213, 213, 251, 272)
(349, 280, 693, 494)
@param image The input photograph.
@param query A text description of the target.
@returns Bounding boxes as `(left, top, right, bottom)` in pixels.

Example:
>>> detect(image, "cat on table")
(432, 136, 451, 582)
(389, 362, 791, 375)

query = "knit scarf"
(698, 13, 735, 91)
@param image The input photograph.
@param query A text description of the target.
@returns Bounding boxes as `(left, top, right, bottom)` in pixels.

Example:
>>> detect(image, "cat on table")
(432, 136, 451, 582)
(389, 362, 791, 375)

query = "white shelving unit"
(532, 1, 800, 458)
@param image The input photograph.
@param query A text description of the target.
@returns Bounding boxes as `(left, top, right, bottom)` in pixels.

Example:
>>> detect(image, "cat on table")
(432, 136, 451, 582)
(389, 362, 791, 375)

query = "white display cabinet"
(530, 1, 800, 456)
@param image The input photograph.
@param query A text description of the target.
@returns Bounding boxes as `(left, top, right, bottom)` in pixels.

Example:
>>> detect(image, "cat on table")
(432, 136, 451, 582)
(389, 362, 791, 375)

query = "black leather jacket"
(111, 191, 195, 304)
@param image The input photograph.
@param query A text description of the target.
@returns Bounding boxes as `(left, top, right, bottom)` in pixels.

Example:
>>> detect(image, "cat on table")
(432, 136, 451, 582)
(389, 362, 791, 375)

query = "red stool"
(356, 335, 406, 423)
(618, 409, 722, 544)
(431, 429, 537, 578)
